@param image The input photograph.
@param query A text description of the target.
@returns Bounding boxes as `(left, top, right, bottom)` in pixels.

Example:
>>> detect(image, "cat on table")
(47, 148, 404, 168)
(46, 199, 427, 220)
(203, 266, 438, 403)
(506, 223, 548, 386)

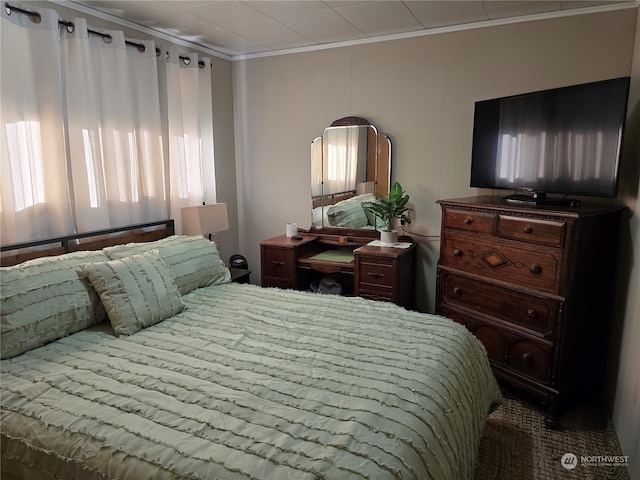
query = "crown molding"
(49, 0, 638, 63)
(233, 1, 639, 61)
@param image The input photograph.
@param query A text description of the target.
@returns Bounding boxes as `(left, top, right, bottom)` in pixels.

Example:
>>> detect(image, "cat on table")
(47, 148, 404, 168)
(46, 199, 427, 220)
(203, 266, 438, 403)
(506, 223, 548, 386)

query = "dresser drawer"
(441, 306, 553, 384)
(443, 208, 495, 235)
(357, 256, 394, 301)
(354, 245, 414, 308)
(439, 272, 558, 337)
(498, 216, 566, 247)
(262, 276, 293, 289)
(261, 247, 295, 280)
(358, 256, 394, 288)
(508, 339, 553, 384)
(440, 234, 562, 294)
(358, 289, 393, 302)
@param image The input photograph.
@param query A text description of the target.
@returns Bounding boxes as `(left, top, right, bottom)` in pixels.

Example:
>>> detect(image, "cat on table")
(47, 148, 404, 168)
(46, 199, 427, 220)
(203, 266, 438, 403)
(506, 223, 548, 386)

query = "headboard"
(1, 220, 175, 267)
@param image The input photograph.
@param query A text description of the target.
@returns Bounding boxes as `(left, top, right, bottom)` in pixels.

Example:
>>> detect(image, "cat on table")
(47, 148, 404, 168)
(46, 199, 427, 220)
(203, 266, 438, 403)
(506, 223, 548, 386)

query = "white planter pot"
(380, 230, 398, 246)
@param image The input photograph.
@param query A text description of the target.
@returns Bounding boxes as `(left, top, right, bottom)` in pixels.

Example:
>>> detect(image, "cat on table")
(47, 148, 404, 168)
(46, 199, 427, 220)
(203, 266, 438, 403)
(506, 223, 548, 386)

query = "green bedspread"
(1, 283, 500, 480)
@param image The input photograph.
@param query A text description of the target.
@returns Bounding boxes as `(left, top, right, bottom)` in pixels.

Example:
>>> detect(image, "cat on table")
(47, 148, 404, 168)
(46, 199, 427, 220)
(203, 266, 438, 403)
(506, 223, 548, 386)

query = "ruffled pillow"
(326, 194, 375, 228)
(1, 250, 109, 359)
(104, 235, 231, 295)
(80, 250, 184, 336)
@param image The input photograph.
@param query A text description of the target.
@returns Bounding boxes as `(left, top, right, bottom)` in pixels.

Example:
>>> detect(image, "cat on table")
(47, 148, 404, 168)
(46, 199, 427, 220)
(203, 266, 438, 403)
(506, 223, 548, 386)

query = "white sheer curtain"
(159, 48, 216, 234)
(1, 7, 74, 244)
(322, 128, 360, 196)
(62, 18, 167, 232)
(1, 3, 217, 245)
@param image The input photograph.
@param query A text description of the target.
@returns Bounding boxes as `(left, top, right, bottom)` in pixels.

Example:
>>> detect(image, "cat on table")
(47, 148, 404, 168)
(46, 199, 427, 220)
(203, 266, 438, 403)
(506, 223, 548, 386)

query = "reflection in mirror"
(311, 117, 391, 230)
(323, 126, 369, 197)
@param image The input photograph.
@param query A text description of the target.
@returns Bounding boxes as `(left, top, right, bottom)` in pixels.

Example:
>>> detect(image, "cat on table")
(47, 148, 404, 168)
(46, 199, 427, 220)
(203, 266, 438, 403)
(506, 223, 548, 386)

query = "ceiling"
(69, 1, 637, 59)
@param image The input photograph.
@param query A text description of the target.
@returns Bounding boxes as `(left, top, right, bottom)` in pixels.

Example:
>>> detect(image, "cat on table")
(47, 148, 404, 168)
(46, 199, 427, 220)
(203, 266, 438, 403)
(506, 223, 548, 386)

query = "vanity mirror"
(310, 117, 391, 231)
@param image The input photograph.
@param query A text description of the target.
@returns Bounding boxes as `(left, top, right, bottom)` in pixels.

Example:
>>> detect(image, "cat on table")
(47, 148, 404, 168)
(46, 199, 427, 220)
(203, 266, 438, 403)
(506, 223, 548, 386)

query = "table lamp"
(181, 203, 229, 242)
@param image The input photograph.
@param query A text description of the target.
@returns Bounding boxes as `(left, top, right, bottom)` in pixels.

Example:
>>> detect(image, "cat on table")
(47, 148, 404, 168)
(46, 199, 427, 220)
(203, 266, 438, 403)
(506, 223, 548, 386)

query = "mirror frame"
(309, 116, 391, 238)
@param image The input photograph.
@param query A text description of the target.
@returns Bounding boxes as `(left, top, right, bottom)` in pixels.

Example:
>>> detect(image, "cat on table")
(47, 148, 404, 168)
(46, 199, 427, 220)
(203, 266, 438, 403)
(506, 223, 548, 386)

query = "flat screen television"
(470, 77, 630, 205)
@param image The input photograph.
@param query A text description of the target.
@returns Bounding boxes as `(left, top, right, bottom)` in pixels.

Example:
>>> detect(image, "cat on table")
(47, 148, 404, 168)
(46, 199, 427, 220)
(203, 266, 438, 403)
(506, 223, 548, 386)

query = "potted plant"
(364, 181, 412, 245)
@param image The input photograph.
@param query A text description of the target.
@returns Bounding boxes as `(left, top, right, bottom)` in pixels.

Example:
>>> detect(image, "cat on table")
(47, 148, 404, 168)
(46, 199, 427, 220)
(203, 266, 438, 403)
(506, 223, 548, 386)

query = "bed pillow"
(312, 205, 329, 227)
(0, 250, 109, 359)
(80, 250, 184, 336)
(326, 194, 374, 228)
(104, 235, 231, 295)
(362, 201, 387, 229)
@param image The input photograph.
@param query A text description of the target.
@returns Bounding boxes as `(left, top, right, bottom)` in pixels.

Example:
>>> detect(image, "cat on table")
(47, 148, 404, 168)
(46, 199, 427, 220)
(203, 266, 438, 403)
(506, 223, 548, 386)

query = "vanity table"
(260, 232, 415, 308)
(262, 116, 415, 308)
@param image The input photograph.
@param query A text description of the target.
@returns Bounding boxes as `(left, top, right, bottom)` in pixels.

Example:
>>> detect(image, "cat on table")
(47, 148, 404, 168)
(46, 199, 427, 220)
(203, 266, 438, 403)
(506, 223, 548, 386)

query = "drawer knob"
(367, 272, 384, 278)
(464, 218, 474, 225)
(529, 264, 542, 274)
(523, 226, 533, 234)
(453, 248, 463, 257)
(271, 260, 285, 266)
(522, 352, 532, 362)
(453, 287, 462, 296)
(527, 309, 536, 317)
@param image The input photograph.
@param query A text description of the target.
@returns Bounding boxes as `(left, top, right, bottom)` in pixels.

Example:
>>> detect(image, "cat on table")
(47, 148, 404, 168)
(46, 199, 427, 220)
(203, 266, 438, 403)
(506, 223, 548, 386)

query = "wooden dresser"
(435, 196, 624, 426)
(260, 233, 415, 309)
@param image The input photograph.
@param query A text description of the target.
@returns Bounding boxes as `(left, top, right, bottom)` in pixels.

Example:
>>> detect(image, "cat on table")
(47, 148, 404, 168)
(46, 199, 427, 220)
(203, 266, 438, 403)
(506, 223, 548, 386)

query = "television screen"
(470, 77, 630, 204)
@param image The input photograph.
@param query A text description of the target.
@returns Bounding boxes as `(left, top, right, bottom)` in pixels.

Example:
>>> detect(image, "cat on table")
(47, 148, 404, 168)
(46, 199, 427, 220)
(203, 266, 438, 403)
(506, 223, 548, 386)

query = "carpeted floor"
(474, 386, 630, 480)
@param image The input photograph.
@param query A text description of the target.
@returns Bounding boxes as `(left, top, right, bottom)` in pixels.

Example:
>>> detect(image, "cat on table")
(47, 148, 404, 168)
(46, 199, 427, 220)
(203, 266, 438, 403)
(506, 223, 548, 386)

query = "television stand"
(501, 193, 581, 208)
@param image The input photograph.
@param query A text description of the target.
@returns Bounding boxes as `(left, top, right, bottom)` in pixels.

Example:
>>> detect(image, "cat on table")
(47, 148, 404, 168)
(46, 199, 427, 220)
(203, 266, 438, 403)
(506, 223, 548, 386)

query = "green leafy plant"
(364, 182, 412, 232)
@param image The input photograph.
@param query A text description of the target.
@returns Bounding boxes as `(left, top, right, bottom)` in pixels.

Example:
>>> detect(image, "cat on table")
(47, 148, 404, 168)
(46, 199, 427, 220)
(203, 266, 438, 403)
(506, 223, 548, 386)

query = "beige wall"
(233, 8, 637, 311)
(209, 56, 239, 263)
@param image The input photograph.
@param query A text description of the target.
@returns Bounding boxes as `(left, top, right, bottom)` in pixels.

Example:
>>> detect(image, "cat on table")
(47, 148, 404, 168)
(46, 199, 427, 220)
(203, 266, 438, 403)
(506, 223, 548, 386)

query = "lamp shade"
(357, 181, 376, 195)
(181, 203, 229, 237)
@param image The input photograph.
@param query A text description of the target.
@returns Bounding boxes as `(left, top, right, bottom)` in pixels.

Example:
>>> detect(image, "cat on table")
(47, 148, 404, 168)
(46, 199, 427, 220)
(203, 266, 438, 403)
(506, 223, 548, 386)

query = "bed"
(1, 223, 501, 480)
(312, 194, 380, 229)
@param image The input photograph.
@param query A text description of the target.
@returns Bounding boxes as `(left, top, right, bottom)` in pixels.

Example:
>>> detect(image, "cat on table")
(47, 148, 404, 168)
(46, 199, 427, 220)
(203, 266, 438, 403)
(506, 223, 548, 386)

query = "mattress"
(1, 283, 501, 480)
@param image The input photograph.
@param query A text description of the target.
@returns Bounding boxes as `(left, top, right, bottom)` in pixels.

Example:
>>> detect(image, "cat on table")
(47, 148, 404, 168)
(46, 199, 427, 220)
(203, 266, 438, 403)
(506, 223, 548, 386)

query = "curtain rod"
(4, 2, 206, 67)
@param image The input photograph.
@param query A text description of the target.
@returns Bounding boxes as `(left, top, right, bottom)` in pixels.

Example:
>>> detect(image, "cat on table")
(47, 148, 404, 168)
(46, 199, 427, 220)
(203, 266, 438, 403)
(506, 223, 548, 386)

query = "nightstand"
(230, 267, 251, 284)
